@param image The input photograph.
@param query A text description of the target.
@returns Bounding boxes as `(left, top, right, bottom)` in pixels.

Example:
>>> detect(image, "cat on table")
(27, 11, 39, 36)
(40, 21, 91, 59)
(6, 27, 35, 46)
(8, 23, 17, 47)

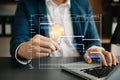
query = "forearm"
(10, 35, 30, 63)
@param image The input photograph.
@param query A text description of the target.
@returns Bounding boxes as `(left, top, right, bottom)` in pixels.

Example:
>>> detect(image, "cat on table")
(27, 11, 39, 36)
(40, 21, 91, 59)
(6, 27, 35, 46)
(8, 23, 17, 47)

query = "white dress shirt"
(46, 0, 80, 57)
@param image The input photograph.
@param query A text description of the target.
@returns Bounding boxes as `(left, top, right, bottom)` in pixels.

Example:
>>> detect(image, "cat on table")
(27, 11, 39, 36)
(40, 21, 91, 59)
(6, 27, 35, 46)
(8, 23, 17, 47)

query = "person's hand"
(84, 48, 119, 66)
(18, 34, 60, 59)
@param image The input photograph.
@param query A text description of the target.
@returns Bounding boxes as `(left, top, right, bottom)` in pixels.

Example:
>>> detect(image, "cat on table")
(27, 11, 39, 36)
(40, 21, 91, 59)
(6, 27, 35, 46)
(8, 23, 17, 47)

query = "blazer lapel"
(38, 0, 49, 37)
(70, 0, 83, 43)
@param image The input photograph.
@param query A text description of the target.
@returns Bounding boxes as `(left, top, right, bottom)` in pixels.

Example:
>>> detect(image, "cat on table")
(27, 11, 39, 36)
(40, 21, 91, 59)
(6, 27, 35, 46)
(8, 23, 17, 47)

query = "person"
(111, 21, 120, 44)
(10, 0, 118, 66)
(111, 8, 120, 44)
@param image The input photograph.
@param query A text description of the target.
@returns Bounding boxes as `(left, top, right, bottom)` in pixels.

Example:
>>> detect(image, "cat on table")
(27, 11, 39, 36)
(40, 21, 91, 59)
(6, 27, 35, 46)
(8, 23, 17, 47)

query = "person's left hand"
(84, 48, 119, 66)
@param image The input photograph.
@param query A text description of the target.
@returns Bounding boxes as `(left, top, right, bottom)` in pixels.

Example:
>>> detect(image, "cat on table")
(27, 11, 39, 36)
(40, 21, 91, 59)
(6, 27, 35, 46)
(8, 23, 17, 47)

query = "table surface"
(0, 57, 86, 80)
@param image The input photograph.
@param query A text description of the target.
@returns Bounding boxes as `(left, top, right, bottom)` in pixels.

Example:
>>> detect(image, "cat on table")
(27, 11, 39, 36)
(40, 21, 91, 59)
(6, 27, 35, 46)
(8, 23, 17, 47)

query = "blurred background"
(0, 0, 119, 57)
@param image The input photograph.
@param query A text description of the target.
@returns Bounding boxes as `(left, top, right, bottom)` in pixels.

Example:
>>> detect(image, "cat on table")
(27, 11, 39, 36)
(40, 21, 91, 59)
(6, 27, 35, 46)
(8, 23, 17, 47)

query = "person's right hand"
(17, 34, 60, 60)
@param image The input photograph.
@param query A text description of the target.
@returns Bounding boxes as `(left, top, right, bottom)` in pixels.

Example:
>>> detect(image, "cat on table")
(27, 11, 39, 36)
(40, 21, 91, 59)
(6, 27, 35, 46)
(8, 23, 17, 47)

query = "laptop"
(61, 59, 120, 80)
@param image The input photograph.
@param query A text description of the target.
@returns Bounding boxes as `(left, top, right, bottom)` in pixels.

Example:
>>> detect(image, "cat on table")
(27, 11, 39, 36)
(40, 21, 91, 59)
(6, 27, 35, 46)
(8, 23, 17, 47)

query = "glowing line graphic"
(60, 36, 84, 38)
(88, 56, 101, 59)
(40, 26, 49, 29)
(83, 39, 100, 41)
(40, 23, 55, 25)
(90, 52, 102, 54)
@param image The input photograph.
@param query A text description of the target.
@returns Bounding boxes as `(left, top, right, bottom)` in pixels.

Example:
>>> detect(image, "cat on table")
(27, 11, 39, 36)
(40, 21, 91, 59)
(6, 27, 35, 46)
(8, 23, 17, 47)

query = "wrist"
(18, 42, 29, 60)
(15, 42, 31, 65)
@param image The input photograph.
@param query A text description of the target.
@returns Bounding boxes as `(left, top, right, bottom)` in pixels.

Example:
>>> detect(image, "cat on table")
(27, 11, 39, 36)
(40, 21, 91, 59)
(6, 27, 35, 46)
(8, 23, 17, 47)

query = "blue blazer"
(10, 0, 101, 59)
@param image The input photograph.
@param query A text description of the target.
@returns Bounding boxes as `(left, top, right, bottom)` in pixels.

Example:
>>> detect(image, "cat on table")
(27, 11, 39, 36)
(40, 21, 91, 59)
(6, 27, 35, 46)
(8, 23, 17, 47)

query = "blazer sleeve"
(83, 1, 101, 49)
(10, 0, 30, 59)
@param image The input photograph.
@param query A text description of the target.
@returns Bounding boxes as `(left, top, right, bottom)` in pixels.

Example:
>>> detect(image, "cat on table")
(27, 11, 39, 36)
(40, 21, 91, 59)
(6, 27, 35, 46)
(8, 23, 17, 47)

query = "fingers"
(84, 48, 119, 66)
(39, 40, 56, 51)
(99, 53, 108, 66)
(31, 46, 50, 59)
(84, 51, 92, 64)
(27, 46, 50, 59)
(111, 53, 117, 65)
(32, 52, 49, 59)
(18, 34, 60, 60)
(37, 35, 60, 50)
(84, 50, 108, 66)
(102, 50, 119, 66)
(32, 34, 60, 51)
(102, 50, 112, 66)
(50, 39, 60, 50)
(38, 34, 50, 41)
(111, 52, 119, 65)
(40, 47, 52, 53)
(32, 46, 52, 53)
(40, 35, 60, 50)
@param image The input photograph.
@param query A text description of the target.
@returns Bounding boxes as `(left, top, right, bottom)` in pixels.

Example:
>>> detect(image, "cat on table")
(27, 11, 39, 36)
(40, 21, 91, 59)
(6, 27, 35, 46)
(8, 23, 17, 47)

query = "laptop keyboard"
(80, 65, 117, 78)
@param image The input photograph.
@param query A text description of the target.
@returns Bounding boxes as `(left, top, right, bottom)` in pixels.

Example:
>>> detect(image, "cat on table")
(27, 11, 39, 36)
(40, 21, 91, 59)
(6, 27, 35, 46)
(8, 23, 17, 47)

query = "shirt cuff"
(15, 43, 31, 65)
(87, 45, 105, 51)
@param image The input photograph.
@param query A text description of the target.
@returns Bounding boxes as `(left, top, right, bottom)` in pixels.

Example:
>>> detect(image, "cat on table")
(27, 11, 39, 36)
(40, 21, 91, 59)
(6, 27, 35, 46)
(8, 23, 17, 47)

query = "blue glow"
(88, 56, 101, 59)
(40, 26, 49, 29)
(71, 43, 78, 46)
(97, 59, 101, 62)
(79, 50, 86, 53)
(89, 56, 101, 63)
